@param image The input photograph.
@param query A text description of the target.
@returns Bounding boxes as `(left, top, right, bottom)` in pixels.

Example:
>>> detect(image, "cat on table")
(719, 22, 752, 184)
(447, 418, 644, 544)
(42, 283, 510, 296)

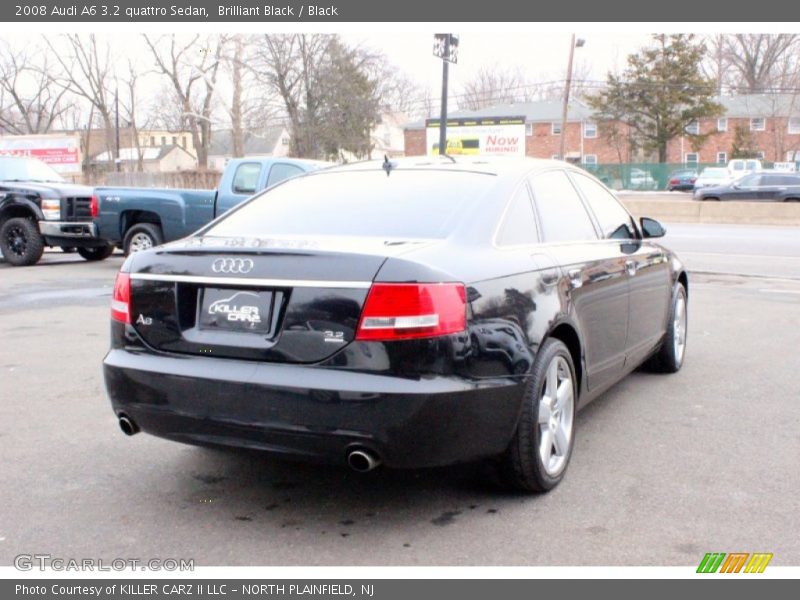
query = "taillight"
(355, 283, 466, 341)
(90, 195, 99, 218)
(111, 272, 131, 324)
(669, 178, 679, 185)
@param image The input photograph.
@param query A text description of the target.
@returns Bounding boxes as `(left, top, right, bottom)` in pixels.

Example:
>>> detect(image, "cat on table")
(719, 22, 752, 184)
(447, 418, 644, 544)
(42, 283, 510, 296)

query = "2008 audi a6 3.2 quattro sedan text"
(103, 157, 688, 492)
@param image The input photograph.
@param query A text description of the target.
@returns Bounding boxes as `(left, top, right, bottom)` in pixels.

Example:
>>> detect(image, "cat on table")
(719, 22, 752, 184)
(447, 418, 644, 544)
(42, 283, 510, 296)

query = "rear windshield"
(205, 169, 495, 239)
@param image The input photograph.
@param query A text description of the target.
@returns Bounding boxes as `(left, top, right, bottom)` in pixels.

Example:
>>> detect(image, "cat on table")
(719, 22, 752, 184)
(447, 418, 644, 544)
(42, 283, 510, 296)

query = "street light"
(433, 34, 459, 156)
(558, 35, 585, 162)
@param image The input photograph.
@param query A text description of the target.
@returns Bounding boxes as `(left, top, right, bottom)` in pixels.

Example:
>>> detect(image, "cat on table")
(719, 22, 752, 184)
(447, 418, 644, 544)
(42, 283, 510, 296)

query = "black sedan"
(694, 172, 800, 201)
(104, 158, 688, 492)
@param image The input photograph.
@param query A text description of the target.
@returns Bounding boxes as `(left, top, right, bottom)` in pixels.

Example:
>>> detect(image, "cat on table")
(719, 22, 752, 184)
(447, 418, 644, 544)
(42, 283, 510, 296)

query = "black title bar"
(3, 0, 800, 22)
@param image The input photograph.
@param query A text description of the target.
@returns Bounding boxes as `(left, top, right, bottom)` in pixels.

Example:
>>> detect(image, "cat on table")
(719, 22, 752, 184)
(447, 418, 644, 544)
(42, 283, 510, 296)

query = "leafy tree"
(316, 39, 381, 160)
(252, 34, 382, 160)
(588, 34, 723, 162)
(730, 125, 760, 159)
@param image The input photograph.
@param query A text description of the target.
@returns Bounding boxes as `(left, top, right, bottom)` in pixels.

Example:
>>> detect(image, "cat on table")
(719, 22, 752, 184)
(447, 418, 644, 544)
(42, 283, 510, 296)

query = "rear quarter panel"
(95, 187, 216, 243)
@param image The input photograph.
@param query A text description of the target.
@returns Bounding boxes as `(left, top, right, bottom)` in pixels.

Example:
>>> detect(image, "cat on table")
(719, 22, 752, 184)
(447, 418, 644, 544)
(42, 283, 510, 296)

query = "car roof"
(317, 156, 583, 180)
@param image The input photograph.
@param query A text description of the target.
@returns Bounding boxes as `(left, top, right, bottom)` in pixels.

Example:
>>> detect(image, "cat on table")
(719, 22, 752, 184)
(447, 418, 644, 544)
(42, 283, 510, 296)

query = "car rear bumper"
(103, 348, 524, 469)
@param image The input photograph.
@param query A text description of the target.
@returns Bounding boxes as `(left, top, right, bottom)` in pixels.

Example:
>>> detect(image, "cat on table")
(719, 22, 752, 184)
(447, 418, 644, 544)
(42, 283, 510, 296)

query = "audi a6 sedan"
(104, 158, 688, 492)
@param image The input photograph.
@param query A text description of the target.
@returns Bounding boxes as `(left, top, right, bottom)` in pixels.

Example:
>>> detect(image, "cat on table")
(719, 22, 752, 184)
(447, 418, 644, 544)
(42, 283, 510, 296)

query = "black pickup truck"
(0, 156, 113, 266)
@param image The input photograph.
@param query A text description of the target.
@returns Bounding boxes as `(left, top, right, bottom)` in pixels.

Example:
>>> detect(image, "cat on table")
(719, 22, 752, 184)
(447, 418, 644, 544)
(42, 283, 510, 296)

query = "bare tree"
(718, 34, 800, 92)
(0, 39, 72, 134)
(46, 34, 118, 160)
(219, 35, 279, 158)
(251, 34, 333, 157)
(459, 65, 530, 110)
(143, 34, 225, 168)
(118, 58, 152, 172)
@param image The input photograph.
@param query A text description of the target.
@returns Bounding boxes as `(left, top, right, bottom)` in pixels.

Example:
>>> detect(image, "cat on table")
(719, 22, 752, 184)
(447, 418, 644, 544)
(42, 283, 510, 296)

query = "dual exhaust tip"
(118, 415, 380, 472)
(346, 449, 381, 473)
(118, 414, 139, 436)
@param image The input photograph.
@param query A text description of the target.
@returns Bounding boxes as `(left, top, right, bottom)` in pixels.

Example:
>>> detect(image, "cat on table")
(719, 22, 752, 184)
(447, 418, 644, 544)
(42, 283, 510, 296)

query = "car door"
(529, 169, 630, 393)
(216, 161, 265, 216)
(725, 174, 761, 200)
(568, 172, 673, 367)
(758, 175, 789, 202)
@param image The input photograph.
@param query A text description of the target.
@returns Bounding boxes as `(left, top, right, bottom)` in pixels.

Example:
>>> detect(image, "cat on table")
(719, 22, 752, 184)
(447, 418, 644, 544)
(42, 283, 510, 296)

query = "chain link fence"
(579, 162, 776, 191)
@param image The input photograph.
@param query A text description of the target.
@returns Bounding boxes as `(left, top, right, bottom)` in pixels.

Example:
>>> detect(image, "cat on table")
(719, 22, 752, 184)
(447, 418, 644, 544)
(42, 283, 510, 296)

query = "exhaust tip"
(347, 449, 381, 473)
(118, 414, 139, 436)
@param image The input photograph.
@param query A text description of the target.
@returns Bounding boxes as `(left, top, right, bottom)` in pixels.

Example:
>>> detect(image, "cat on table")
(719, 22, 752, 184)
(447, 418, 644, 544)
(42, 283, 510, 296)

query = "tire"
(77, 244, 115, 261)
(499, 338, 577, 492)
(703, 196, 720, 201)
(0, 217, 45, 266)
(646, 282, 688, 373)
(123, 223, 163, 256)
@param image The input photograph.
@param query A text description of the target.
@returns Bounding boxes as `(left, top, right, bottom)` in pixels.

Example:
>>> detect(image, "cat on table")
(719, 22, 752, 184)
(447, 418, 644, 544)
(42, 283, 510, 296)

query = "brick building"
(665, 95, 800, 165)
(404, 95, 800, 166)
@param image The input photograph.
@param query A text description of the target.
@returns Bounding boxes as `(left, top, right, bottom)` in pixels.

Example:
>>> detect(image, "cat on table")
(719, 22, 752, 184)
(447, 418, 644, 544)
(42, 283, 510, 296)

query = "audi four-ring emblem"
(211, 258, 254, 274)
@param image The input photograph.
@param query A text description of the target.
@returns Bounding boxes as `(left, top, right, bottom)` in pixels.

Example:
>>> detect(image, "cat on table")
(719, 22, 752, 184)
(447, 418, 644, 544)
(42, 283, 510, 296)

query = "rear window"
(206, 170, 495, 239)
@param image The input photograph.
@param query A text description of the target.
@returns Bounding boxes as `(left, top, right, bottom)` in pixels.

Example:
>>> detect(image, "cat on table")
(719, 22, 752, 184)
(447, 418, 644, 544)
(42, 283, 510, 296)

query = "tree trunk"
(231, 37, 244, 158)
(658, 143, 668, 163)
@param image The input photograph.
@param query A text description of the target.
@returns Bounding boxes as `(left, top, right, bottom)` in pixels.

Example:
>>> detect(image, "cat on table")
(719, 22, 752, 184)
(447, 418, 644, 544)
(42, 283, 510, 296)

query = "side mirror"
(732, 183, 740, 189)
(640, 217, 666, 239)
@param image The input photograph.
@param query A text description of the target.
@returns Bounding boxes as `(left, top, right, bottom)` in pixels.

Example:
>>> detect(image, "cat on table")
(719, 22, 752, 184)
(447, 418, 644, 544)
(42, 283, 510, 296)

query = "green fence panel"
(578, 162, 776, 191)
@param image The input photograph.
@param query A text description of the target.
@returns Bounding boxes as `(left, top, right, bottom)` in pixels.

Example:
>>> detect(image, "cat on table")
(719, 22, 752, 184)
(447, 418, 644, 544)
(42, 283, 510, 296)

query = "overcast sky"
(353, 32, 655, 97)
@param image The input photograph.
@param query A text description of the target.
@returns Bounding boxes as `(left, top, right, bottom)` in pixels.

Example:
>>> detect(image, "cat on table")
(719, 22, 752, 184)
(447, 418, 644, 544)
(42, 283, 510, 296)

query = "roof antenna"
(382, 154, 395, 176)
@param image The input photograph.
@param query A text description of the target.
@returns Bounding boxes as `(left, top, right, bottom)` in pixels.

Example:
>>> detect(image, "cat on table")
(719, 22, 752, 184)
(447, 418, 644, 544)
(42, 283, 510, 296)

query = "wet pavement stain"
(194, 474, 226, 485)
(235, 516, 252, 522)
(431, 510, 461, 526)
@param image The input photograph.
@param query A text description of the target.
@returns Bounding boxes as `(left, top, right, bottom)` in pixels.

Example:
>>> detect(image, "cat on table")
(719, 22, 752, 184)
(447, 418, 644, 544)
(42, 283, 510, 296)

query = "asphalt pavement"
(661, 222, 800, 279)
(1, 233, 799, 566)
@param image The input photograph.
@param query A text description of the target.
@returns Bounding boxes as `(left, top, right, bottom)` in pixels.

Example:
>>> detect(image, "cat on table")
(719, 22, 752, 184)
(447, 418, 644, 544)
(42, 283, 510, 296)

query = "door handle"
(567, 268, 583, 289)
(625, 260, 637, 276)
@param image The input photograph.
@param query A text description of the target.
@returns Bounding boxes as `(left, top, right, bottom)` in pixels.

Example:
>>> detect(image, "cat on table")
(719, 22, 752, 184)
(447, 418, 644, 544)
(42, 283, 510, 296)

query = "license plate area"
(198, 287, 281, 337)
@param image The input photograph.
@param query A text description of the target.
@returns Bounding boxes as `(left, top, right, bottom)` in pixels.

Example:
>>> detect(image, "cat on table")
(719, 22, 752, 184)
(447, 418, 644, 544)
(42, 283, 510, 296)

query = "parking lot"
(1, 225, 799, 566)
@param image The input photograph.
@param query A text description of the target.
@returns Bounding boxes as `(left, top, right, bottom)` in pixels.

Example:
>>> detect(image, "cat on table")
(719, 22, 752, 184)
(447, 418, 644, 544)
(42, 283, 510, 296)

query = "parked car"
(694, 167, 734, 190)
(727, 158, 762, 177)
(693, 172, 800, 201)
(94, 157, 330, 255)
(627, 168, 658, 190)
(104, 157, 688, 492)
(666, 168, 698, 191)
(0, 156, 114, 266)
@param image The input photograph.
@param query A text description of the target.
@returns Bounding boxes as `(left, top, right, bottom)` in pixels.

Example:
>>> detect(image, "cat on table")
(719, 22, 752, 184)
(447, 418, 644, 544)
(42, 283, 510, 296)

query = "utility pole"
(433, 34, 459, 155)
(114, 86, 121, 172)
(559, 35, 585, 161)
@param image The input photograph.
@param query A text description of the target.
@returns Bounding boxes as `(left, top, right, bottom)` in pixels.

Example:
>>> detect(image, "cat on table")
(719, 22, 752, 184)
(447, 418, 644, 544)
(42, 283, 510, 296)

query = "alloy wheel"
(537, 356, 575, 477)
(673, 293, 687, 364)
